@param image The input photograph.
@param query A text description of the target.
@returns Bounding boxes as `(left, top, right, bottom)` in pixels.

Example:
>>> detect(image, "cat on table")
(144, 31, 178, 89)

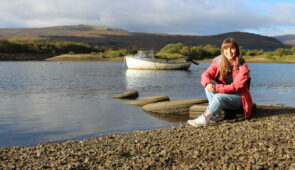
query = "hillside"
(0, 25, 289, 51)
(0, 25, 127, 37)
(274, 34, 295, 46)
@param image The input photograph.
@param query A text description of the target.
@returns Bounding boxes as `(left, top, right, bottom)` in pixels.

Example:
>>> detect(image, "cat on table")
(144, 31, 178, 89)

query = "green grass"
(244, 55, 295, 63)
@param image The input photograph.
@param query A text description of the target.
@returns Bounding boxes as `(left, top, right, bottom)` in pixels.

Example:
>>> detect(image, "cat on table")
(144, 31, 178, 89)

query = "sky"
(0, 0, 295, 36)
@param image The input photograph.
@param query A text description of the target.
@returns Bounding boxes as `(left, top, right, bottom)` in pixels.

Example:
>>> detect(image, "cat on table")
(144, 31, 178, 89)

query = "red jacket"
(201, 56, 253, 118)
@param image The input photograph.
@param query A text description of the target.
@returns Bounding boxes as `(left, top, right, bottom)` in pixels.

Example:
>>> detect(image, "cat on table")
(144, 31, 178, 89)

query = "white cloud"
(269, 3, 295, 24)
(0, 0, 294, 36)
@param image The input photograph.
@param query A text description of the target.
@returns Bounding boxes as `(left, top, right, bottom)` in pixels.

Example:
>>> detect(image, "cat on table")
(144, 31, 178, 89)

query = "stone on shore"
(112, 91, 139, 99)
(125, 96, 170, 106)
(142, 98, 208, 115)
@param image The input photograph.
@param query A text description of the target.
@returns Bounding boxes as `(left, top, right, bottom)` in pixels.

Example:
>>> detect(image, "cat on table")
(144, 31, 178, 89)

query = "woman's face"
(223, 46, 236, 61)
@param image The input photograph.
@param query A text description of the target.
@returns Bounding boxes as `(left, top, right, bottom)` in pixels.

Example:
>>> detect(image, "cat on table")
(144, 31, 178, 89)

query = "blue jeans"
(205, 88, 242, 118)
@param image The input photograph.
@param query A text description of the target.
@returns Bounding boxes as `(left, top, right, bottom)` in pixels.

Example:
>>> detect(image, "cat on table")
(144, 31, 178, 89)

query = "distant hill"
(0, 25, 289, 51)
(0, 25, 127, 37)
(274, 34, 295, 46)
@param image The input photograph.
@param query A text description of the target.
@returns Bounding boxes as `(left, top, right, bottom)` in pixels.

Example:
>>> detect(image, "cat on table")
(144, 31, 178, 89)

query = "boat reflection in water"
(124, 68, 193, 91)
(125, 69, 160, 90)
(124, 69, 189, 90)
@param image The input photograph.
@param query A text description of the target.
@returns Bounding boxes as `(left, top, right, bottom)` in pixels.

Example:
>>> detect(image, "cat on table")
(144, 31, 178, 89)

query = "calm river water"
(0, 61, 294, 147)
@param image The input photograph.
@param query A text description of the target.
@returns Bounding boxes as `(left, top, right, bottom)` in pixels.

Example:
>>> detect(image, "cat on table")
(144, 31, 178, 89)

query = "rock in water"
(112, 91, 139, 99)
(125, 96, 170, 106)
(142, 98, 208, 115)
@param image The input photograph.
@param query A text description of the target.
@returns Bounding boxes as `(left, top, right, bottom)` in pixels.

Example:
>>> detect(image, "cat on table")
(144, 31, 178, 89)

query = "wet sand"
(0, 105, 294, 169)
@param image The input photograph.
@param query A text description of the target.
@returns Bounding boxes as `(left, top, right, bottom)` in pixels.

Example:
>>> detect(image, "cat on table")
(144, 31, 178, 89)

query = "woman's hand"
(206, 83, 216, 92)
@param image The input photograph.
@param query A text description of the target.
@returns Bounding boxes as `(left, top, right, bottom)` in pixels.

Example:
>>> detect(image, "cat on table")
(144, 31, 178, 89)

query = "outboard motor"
(185, 56, 199, 65)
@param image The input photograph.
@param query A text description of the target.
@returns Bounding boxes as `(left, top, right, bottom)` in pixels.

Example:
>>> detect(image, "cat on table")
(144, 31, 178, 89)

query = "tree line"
(1, 39, 295, 60)
(156, 42, 295, 60)
(0, 39, 104, 55)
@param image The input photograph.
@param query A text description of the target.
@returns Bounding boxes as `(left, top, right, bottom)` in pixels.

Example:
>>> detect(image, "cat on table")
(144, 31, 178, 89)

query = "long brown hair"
(219, 38, 240, 79)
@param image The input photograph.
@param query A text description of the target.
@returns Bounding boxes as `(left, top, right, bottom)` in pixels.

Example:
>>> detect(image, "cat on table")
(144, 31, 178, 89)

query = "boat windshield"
(136, 51, 154, 59)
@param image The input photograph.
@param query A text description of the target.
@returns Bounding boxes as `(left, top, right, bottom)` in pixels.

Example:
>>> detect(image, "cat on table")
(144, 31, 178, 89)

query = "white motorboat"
(125, 51, 192, 70)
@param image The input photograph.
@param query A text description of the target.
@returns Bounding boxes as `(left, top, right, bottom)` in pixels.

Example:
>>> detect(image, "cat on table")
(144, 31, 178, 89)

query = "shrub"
(160, 43, 185, 54)
(155, 51, 184, 59)
(105, 49, 127, 58)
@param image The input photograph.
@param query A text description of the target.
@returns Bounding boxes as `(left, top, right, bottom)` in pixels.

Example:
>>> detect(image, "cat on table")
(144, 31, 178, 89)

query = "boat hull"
(125, 57, 191, 70)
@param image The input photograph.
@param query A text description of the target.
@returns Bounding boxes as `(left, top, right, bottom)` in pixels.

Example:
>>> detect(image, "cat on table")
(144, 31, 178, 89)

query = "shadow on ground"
(253, 105, 295, 118)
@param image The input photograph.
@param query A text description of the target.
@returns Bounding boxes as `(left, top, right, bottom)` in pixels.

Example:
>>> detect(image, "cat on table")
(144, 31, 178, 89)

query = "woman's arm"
(200, 59, 219, 87)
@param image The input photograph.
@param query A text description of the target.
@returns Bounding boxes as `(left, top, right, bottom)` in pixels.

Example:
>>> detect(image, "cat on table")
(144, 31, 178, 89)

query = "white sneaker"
(187, 115, 210, 127)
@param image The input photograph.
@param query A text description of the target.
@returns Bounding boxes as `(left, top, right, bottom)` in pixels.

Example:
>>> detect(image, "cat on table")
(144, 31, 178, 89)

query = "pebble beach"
(0, 105, 294, 169)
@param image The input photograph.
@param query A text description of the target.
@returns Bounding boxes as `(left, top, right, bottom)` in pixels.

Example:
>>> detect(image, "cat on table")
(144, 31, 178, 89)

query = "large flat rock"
(125, 96, 169, 106)
(142, 98, 208, 115)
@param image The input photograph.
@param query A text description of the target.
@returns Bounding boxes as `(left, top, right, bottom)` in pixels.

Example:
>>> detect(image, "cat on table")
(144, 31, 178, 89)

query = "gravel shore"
(0, 105, 294, 169)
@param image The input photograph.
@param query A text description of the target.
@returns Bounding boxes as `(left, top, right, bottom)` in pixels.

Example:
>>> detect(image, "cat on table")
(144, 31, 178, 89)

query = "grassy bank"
(0, 53, 52, 61)
(244, 56, 295, 64)
(46, 53, 124, 61)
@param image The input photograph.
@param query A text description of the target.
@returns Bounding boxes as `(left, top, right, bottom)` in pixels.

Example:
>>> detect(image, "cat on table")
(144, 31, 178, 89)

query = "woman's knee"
(205, 88, 215, 100)
(212, 93, 227, 103)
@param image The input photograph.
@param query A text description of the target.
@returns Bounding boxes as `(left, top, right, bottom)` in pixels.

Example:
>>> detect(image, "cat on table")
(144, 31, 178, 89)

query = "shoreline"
(47, 55, 295, 64)
(1, 53, 295, 63)
(1, 105, 294, 169)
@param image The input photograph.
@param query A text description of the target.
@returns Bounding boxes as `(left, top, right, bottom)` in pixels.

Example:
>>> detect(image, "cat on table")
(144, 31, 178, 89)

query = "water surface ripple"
(0, 61, 294, 147)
